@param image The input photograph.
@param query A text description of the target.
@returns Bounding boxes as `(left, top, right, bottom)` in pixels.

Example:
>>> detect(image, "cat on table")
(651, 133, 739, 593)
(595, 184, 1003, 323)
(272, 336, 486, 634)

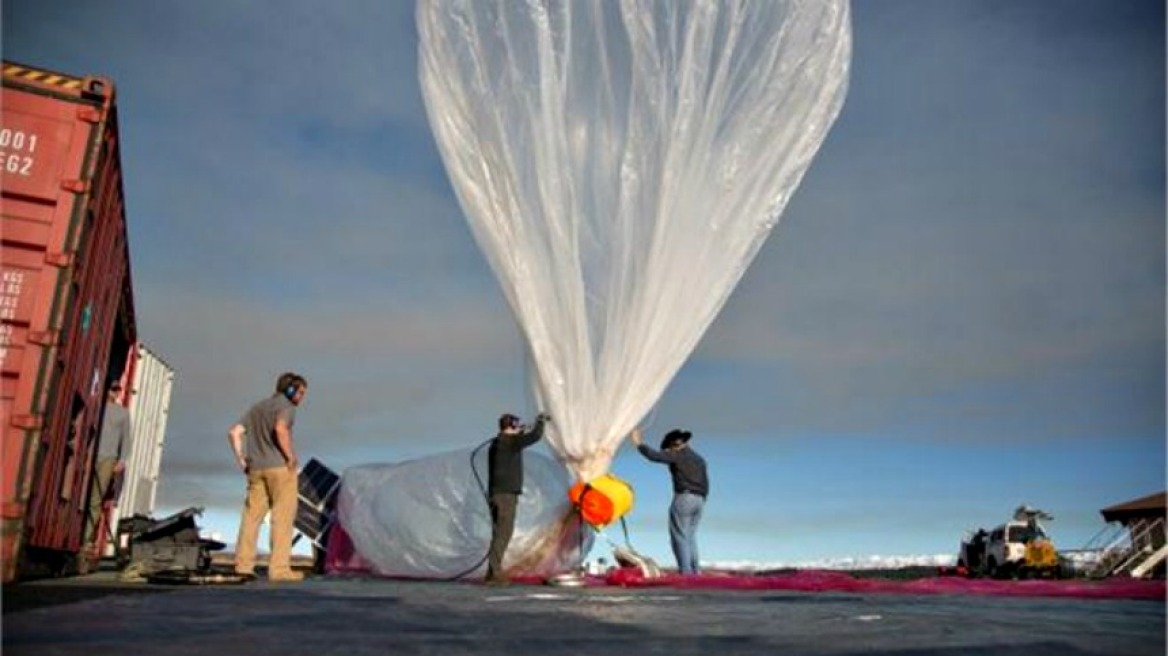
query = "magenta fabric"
(326, 523, 1163, 601)
(603, 567, 1166, 600)
(323, 523, 376, 574)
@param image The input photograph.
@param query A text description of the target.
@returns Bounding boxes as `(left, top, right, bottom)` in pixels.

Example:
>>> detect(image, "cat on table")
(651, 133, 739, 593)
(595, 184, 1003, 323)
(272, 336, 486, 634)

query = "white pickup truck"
(960, 506, 1059, 579)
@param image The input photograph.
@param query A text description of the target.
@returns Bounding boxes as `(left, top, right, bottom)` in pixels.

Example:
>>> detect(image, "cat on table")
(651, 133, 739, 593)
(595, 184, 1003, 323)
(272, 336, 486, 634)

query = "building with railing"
(1086, 491, 1166, 579)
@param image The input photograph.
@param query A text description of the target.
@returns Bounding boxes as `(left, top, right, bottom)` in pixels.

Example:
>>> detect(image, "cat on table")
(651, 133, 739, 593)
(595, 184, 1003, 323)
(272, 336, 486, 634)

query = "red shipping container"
(1, 61, 136, 581)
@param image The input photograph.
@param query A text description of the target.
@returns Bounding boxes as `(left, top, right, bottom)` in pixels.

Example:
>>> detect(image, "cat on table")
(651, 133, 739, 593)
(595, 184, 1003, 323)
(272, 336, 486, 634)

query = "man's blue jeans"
(669, 492, 705, 574)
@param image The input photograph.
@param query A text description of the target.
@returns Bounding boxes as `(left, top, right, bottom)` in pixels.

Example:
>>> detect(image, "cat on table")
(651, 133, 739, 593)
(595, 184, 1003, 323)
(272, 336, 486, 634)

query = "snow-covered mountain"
(708, 553, 957, 572)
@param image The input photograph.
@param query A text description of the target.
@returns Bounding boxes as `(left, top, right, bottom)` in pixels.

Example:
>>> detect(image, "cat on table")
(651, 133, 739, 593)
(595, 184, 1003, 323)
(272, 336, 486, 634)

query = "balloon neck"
(562, 449, 615, 483)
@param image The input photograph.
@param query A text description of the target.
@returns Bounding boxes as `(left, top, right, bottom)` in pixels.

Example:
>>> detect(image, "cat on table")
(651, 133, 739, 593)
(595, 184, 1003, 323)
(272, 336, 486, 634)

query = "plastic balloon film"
(337, 447, 592, 579)
(418, 0, 852, 480)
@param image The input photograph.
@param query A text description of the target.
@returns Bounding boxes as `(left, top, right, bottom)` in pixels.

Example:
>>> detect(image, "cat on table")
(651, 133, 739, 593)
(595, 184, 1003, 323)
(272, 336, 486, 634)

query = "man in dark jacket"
(631, 427, 708, 575)
(485, 412, 548, 584)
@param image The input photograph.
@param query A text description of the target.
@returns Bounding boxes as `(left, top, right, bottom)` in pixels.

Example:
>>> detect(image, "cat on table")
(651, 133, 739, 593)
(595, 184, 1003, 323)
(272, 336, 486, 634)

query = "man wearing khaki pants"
(228, 372, 307, 582)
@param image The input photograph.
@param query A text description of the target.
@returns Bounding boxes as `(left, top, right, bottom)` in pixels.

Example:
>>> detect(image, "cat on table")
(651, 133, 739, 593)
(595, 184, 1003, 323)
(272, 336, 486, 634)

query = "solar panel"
(295, 458, 340, 546)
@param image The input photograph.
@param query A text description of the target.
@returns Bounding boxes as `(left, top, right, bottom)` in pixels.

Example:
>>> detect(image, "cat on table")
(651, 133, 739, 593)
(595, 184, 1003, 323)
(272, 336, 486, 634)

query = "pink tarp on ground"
(326, 525, 1164, 601)
(324, 523, 375, 574)
(601, 567, 1166, 601)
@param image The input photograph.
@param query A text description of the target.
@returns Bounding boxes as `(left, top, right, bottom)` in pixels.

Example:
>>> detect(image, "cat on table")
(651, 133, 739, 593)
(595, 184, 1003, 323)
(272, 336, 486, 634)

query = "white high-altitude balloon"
(418, 0, 851, 481)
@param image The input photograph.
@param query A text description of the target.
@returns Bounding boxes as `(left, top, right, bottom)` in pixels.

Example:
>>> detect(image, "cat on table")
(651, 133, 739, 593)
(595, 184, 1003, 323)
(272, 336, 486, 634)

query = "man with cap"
(485, 411, 549, 585)
(630, 427, 708, 575)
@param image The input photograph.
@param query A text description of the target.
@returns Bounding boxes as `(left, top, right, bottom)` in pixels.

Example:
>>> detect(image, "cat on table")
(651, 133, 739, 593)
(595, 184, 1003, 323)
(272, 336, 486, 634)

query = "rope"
(620, 516, 633, 548)
(590, 516, 637, 553)
(514, 320, 536, 419)
(641, 401, 661, 431)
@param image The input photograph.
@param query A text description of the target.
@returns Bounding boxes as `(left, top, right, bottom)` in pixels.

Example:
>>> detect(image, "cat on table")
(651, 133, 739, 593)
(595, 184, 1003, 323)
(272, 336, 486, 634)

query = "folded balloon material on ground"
(330, 448, 591, 579)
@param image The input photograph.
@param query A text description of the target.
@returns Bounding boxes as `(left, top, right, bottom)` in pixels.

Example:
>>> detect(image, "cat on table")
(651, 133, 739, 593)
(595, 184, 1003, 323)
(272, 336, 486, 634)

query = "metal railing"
(1087, 517, 1165, 579)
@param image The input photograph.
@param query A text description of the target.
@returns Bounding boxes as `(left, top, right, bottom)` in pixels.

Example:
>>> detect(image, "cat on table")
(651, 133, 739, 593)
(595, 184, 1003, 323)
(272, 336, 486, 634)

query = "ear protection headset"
(282, 373, 302, 401)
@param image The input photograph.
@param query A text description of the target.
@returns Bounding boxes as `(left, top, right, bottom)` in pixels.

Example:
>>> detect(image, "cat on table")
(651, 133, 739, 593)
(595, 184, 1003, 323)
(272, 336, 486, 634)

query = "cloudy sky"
(6, 0, 1164, 567)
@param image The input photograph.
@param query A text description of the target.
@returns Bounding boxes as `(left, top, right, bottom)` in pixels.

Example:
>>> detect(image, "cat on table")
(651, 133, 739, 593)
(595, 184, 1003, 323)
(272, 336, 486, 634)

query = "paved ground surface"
(3, 571, 1164, 655)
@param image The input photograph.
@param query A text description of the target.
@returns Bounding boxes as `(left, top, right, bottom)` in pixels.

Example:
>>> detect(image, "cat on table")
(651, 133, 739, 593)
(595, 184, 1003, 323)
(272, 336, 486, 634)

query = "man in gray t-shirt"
(237, 395, 297, 471)
(84, 381, 133, 547)
(228, 372, 307, 582)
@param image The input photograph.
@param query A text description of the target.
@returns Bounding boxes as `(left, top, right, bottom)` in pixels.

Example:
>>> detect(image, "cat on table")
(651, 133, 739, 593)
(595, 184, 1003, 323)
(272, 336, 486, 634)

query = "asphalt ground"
(3, 571, 1164, 656)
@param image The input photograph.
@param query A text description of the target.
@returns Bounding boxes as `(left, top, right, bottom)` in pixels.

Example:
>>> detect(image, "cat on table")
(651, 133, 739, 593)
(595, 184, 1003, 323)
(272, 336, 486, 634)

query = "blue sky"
(5, 0, 1164, 567)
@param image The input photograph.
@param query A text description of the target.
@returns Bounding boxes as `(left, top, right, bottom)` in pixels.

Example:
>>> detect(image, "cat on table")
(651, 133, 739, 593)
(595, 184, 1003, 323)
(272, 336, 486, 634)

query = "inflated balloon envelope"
(418, 0, 852, 483)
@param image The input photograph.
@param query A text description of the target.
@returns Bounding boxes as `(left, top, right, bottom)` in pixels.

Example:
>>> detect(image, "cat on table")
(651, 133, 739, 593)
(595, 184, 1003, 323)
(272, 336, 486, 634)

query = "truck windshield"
(1007, 525, 1047, 542)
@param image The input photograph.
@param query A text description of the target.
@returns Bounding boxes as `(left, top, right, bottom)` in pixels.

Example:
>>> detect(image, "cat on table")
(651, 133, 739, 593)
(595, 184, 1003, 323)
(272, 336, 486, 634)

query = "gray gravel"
(3, 574, 1164, 655)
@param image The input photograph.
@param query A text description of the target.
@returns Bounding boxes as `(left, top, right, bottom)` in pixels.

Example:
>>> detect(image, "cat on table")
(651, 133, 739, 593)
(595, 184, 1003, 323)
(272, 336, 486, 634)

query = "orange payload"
(569, 473, 634, 528)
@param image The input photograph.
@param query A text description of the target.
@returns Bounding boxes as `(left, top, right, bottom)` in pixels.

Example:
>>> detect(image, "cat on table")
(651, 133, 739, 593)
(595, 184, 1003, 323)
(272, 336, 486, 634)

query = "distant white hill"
(708, 554, 957, 572)
(706, 550, 1105, 572)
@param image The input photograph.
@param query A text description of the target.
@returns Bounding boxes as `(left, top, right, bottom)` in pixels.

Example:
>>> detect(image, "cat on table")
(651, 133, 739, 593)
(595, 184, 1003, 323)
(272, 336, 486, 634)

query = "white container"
(105, 343, 175, 555)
